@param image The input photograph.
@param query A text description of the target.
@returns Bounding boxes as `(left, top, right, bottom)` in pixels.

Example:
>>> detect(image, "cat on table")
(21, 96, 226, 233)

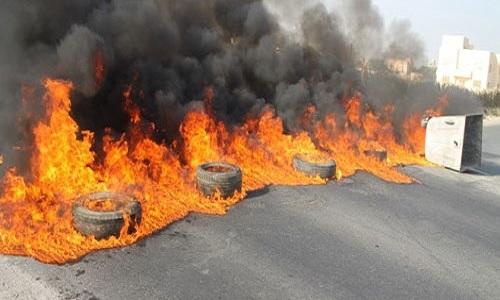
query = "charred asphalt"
(1, 118, 500, 300)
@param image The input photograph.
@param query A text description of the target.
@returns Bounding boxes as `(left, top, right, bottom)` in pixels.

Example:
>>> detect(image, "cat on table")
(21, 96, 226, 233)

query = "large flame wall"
(0, 79, 443, 264)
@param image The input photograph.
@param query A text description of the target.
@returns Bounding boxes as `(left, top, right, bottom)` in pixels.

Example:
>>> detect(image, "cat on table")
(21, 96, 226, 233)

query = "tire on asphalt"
(293, 155, 336, 180)
(72, 192, 142, 240)
(196, 162, 242, 198)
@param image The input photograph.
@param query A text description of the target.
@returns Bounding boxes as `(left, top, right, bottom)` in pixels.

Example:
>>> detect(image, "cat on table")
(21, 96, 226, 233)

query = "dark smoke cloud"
(302, 4, 352, 65)
(363, 73, 482, 129)
(341, 0, 385, 60)
(384, 19, 425, 65)
(0, 1, 100, 171)
(0, 0, 481, 172)
(338, 0, 425, 66)
(57, 25, 108, 97)
(264, 0, 320, 33)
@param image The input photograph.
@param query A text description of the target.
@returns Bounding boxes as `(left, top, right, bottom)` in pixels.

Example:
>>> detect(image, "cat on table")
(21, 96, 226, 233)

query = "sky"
(322, 0, 500, 62)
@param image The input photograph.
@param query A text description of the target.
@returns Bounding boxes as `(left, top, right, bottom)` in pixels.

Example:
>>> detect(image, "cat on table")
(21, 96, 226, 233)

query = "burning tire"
(364, 150, 388, 161)
(72, 192, 142, 240)
(293, 154, 336, 180)
(196, 162, 242, 198)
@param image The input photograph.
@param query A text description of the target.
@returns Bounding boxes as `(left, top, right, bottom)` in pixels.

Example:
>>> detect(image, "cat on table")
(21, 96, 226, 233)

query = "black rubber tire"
(72, 192, 142, 240)
(363, 150, 388, 161)
(196, 162, 242, 198)
(293, 155, 336, 180)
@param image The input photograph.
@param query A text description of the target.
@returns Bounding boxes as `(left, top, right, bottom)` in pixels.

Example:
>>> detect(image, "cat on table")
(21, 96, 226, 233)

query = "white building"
(497, 54, 500, 90)
(436, 35, 499, 93)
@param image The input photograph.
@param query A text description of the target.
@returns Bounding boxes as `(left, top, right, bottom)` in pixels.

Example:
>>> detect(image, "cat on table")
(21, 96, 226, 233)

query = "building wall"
(497, 54, 500, 90)
(436, 35, 499, 93)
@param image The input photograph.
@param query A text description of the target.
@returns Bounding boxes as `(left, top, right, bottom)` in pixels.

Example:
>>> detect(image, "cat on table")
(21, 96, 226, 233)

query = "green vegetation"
(479, 92, 500, 115)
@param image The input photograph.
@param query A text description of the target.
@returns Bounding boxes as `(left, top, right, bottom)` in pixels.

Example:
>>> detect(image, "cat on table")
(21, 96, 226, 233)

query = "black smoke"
(341, 0, 385, 61)
(0, 0, 481, 172)
(384, 19, 425, 65)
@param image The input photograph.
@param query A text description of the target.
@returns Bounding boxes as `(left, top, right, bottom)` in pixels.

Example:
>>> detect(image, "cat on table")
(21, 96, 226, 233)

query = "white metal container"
(425, 115, 483, 172)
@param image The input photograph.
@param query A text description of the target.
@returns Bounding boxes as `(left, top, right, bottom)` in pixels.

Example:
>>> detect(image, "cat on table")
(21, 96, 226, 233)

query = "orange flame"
(403, 95, 449, 154)
(0, 79, 446, 264)
(84, 199, 118, 212)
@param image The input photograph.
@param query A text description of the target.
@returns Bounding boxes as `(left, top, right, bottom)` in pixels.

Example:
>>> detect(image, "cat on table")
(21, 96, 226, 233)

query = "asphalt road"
(1, 119, 500, 300)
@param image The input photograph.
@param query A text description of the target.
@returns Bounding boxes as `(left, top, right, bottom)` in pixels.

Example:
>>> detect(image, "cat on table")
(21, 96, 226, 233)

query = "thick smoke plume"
(384, 20, 425, 65)
(340, 0, 385, 60)
(264, 0, 320, 35)
(0, 0, 481, 172)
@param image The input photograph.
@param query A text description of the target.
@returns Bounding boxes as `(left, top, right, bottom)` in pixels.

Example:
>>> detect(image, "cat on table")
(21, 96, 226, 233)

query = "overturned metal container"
(425, 114, 483, 172)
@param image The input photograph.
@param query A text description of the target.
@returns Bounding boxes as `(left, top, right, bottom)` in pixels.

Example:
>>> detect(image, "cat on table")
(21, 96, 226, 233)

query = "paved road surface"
(1, 118, 500, 300)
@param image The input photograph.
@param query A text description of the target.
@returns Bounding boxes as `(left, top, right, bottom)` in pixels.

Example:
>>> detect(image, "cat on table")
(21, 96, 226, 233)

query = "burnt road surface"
(2, 118, 500, 300)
